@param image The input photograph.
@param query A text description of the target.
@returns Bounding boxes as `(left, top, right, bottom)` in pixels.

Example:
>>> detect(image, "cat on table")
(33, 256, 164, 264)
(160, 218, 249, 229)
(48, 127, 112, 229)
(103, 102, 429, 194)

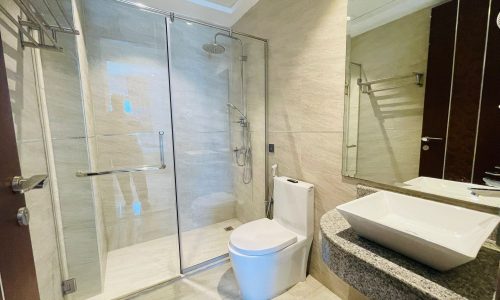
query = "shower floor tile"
(181, 218, 242, 268)
(88, 218, 242, 300)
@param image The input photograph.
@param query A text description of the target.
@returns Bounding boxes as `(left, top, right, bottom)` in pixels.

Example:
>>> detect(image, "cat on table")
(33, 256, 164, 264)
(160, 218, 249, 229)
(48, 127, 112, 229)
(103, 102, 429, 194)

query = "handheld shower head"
(227, 103, 247, 120)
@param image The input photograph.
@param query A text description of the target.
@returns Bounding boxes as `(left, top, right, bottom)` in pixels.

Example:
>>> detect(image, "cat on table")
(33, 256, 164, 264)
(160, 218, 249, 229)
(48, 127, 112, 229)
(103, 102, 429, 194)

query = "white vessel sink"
(404, 176, 500, 208)
(336, 191, 500, 271)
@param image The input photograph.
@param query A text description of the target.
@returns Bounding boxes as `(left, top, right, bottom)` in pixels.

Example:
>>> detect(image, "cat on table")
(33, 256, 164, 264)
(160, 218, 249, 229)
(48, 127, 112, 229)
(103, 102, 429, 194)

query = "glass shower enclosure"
(39, 0, 267, 298)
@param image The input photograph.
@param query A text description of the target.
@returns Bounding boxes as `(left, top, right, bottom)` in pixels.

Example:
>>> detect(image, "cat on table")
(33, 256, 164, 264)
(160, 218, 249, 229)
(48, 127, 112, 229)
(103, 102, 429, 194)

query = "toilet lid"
(229, 218, 297, 256)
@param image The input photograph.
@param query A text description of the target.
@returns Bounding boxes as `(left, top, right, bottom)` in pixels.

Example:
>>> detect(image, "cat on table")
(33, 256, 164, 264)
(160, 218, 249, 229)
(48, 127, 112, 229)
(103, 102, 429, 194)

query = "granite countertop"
(320, 209, 500, 300)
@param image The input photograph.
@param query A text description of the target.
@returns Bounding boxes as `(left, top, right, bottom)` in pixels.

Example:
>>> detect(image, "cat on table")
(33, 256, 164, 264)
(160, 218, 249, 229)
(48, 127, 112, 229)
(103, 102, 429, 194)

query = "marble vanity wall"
(349, 9, 431, 184)
(0, 2, 63, 300)
(234, 1, 365, 299)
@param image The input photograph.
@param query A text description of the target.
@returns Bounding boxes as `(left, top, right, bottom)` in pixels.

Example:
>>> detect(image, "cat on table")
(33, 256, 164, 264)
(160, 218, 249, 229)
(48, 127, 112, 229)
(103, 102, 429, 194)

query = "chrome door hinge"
(62, 278, 77, 295)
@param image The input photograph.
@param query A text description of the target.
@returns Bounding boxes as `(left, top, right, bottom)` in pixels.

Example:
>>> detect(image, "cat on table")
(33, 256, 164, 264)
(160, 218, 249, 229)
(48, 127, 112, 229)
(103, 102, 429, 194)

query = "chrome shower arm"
(215, 33, 245, 57)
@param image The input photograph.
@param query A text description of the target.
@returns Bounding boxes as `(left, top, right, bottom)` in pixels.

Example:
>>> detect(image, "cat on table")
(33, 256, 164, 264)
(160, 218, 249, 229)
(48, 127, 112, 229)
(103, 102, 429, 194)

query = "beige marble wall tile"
(1, 15, 44, 143)
(41, 34, 86, 140)
(234, 0, 365, 298)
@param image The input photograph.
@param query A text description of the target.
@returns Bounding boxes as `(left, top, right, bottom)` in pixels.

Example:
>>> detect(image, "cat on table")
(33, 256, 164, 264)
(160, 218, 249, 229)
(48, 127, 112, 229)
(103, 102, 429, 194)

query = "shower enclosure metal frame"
(112, 0, 269, 275)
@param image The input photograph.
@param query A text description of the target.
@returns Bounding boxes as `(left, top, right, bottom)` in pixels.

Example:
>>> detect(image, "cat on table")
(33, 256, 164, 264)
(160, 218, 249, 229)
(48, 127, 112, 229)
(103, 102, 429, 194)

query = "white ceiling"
(348, 0, 450, 37)
(207, 0, 239, 8)
(133, 0, 259, 27)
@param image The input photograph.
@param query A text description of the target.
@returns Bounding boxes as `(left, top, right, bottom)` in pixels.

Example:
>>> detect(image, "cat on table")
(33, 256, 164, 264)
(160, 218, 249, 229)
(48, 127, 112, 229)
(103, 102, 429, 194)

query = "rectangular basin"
(336, 191, 499, 271)
(404, 176, 500, 208)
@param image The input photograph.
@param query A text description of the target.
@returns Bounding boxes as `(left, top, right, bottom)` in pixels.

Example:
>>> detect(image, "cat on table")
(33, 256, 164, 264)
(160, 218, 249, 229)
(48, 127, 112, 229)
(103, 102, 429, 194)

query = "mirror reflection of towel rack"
(0, 0, 80, 52)
(75, 131, 166, 177)
(357, 72, 424, 94)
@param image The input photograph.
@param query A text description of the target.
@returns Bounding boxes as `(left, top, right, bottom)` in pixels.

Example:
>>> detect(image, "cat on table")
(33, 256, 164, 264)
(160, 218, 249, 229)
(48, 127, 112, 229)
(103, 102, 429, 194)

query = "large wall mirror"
(343, 0, 500, 210)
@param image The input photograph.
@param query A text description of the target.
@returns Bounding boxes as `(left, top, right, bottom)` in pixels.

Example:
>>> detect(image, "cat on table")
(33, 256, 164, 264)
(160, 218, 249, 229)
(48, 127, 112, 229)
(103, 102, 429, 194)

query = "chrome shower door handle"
(11, 174, 48, 194)
(421, 136, 443, 142)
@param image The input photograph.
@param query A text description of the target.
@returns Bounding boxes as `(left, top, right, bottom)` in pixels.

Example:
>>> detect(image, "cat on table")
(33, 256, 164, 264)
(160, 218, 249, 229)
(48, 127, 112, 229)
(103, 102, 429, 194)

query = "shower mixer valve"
(233, 117, 248, 127)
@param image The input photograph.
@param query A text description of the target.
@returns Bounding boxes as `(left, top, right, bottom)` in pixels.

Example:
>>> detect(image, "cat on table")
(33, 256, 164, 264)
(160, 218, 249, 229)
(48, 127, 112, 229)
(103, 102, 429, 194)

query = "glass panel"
(169, 20, 267, 270)
(40, 1, 103, 298)
(232, 33, 267, 224)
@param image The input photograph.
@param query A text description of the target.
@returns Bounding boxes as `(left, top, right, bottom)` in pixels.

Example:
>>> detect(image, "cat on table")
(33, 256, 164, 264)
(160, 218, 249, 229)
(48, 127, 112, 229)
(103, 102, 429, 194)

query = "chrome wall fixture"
(357, 72, 424, 94)
(75, 131, 167, 177)
(11, 174, 48, 193)
(0, 0, 80, 51)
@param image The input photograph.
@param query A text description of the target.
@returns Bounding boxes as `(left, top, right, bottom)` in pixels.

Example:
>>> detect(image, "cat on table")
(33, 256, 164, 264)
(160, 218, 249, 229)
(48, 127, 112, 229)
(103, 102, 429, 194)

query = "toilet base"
(229, 236, 312, 300)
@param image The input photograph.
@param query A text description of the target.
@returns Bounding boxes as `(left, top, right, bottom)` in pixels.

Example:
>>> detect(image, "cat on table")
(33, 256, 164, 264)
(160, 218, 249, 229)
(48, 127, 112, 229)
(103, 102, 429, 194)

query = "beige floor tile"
(134, 261, 340, 300)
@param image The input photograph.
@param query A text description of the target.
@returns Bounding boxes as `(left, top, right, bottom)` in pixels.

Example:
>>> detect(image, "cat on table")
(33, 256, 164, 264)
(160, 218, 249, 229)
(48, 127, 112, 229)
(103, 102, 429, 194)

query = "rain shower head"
(203, 32, 246, 57)
(202, 42, 225, 54)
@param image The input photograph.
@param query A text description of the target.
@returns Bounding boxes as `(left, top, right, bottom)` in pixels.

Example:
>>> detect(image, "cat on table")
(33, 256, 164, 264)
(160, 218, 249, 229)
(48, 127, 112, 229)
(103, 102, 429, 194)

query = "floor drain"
(224, 226, 234, 231)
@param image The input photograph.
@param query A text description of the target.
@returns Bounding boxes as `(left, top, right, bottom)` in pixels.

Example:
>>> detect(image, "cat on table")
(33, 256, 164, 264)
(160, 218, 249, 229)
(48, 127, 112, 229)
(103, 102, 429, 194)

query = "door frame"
(0, 31, 40, 300)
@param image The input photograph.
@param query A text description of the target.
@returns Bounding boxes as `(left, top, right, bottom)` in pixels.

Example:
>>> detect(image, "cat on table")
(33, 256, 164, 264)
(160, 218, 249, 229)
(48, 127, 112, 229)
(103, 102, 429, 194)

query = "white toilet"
(228, 176, 314, 300)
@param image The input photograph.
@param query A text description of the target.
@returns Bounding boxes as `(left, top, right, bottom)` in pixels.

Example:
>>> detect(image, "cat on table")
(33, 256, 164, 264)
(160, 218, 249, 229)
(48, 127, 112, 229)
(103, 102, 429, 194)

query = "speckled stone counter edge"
(320, 210, 464, 299)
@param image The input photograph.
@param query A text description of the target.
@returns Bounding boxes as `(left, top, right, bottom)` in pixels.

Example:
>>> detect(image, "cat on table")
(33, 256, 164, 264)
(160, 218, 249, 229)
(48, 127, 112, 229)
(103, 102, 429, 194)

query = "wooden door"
(418, 0, 457, 178)
(472, 0, 500, 184)
(0, 33, 40, 300)
(443, 0, 490, 182)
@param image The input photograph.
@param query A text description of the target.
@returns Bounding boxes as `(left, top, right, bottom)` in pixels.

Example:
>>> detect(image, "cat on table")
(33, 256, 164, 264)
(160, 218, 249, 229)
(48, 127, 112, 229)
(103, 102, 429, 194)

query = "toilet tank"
(273, 176, 314, 238)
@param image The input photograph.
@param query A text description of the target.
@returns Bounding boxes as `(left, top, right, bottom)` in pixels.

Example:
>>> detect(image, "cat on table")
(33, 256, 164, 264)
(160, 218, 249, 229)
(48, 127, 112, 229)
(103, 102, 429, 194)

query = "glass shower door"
(168, 19, 239, 270)
(168, 19, 268, 271)
(81, 1, 181, 298)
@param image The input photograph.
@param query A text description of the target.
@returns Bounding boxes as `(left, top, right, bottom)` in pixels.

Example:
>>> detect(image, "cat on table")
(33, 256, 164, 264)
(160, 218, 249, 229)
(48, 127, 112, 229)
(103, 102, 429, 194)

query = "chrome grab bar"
(76, 131, 166, 177)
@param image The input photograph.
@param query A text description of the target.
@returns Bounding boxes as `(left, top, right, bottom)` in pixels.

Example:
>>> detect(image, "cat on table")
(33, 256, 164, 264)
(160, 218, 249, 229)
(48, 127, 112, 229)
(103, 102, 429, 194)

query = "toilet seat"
(229, 218, 297, 256)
